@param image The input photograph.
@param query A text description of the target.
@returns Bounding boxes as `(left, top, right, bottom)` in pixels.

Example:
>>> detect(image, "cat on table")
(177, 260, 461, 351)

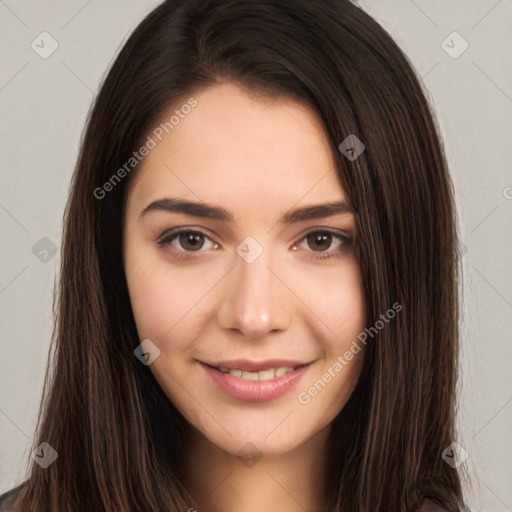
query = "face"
(123, 82, 366, 457)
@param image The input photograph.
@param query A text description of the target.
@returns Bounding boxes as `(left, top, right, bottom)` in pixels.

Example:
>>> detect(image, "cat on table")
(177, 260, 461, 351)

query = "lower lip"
(200, 362, 311, 402)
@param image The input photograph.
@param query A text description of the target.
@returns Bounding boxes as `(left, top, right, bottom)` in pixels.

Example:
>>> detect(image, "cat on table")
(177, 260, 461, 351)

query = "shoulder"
(417, 494, 451, 512)
(0, 482, 27, 511)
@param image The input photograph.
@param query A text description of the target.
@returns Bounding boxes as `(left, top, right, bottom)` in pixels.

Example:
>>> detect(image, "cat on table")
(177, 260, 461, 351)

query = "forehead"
(128, 82, 346, 212)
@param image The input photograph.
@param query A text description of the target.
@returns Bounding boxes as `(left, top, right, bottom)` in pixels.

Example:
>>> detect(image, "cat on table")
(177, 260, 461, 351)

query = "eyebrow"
(140, 197, 355, 223)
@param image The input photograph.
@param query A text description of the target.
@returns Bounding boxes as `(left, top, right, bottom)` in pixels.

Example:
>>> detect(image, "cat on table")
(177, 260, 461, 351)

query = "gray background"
(0, 1, 511, 510)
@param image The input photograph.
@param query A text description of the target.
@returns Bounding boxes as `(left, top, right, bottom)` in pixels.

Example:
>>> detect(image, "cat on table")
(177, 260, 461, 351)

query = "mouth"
(198, 359, 315, 402)
(205, 363, 307, 381)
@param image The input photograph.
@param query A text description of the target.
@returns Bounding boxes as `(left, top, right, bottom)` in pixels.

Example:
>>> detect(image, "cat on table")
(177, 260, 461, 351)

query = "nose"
(217, 249, 292, 340)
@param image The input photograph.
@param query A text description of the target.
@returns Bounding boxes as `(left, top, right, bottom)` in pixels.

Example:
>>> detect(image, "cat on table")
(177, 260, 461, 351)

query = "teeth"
(274, 367, 290, 378)
(241, 370, 259, 381)
(257, 369, 275, 380)
(217, 366, 295, 381)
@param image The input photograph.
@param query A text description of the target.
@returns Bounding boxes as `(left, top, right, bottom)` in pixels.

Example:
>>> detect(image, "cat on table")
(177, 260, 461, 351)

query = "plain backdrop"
(1, 1, 511, 510)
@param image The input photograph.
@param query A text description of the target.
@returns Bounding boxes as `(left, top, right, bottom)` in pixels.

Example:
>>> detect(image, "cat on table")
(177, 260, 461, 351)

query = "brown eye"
(158, 228, 216, 254)
(306, 231, 334, 252)
(178, 232, 205, 251)
(293, 229, 351, 261)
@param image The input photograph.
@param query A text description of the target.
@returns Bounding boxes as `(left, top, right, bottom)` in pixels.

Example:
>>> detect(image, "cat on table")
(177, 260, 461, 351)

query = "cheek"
(124, 245, 223, 352)
(293, 259, 366, 342)
(327, 268, 367, 380)
(292, 261, 366, 403)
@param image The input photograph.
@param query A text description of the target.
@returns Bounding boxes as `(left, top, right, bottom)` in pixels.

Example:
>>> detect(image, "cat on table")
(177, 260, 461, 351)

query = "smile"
(199, 359, 314, 402)
(216, 365, 296, 381)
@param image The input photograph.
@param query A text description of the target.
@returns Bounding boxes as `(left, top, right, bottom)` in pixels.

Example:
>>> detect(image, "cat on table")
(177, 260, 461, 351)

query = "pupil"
(308, 232, 332, 251)
(180, 233, 204, 251)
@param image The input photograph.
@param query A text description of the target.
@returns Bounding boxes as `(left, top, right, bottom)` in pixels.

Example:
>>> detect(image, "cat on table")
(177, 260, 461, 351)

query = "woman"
(0, 0, 469, 510)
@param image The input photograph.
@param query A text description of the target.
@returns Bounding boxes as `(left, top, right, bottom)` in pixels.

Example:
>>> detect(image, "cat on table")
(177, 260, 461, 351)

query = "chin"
(188, 407, 331, 460)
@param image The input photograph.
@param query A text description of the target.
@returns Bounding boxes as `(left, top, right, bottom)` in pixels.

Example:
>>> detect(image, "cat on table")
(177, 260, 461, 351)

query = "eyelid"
(157, 226, 217, 244)
(294, 226, 351, 243)
(292, 228, 352, 259)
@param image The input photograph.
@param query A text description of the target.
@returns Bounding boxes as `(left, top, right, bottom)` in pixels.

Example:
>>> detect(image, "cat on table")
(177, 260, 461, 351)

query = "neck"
(181, 425, 332, 512)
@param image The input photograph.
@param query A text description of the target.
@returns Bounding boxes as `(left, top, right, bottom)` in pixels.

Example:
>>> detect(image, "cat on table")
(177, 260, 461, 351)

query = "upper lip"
(201, 359, 312, 371)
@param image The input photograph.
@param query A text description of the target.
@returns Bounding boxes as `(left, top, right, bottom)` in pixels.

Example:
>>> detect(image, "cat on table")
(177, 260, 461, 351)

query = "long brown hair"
(6, 0, 469, 510)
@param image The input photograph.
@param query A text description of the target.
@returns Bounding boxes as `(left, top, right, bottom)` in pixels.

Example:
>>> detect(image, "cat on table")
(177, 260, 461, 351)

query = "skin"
(124, 82, 367, 512)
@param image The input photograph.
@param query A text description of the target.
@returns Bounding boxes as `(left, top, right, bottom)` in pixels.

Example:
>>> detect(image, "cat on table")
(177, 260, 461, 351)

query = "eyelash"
(157, 227, 352, 262)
